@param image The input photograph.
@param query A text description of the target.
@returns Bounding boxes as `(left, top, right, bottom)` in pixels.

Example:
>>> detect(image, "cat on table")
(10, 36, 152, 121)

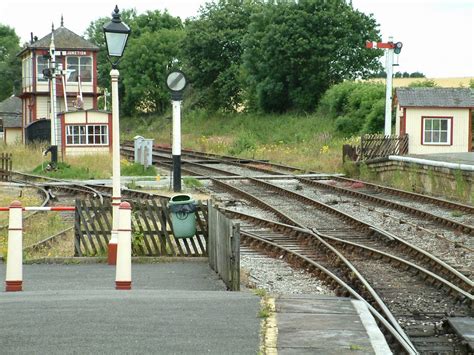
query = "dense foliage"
(182, 0, 260, 111)
(86, 9, 183, 115)
(242, 0, 381, 112)
(0, 24, 21, 101)
(84, 0, 382, 115)
(317, 81, 385, 135)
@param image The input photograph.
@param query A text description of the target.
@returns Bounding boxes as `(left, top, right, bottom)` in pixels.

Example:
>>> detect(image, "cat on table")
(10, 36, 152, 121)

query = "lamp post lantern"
(166, 70, 187, 192)
(103, 5, 130, 265)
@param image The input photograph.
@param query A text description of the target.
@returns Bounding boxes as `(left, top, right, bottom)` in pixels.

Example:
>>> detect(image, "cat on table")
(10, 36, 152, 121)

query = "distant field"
(369, 77, 473, 88)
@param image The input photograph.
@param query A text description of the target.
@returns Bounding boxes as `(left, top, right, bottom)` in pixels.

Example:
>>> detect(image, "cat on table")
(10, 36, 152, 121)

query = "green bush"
(335, 116, 363, 136)
(320, 81, 385, 136)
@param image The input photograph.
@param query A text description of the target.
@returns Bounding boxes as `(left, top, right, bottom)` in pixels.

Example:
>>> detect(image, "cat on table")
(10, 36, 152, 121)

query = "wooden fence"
(0, 153, 12, 181)
(208, 204, 240, 291)
(343, 134, 408, 162)
(74, 198, 208, 257)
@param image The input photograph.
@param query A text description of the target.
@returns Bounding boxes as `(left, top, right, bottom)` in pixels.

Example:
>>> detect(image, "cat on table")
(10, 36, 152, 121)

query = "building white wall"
(65, 146, 110, 156)
(4, 128, 23, 144)
(403, 107, 470, 154)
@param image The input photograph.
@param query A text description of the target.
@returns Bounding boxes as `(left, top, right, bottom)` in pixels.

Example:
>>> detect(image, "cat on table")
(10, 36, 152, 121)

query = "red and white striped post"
(5, 201, 23, 292)
(115, 201, 132, 290)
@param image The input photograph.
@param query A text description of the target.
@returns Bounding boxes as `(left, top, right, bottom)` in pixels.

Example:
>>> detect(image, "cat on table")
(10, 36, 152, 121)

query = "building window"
(422, 117, 451, 145)
(37, 56, 48, 82)
(66, 125, 108, 145)
(66, 56, 92, 83)
(23, 57, 33, 87)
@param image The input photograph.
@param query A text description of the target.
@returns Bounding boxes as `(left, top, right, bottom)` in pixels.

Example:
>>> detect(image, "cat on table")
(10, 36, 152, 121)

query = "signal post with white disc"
(166, 70, 187, 192)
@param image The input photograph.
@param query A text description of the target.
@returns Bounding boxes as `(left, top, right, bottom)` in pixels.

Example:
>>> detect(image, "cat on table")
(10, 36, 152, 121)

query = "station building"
(395, 88, 474, 154)
(14, 19, 112, 156)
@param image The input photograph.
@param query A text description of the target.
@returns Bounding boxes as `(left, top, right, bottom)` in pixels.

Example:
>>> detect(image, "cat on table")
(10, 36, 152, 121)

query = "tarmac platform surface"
(1, 261, 392, 354)
(0, 261, 261, 354)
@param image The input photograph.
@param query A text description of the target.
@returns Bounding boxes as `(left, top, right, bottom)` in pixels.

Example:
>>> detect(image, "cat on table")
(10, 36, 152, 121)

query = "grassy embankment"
(121, 109, 351, 173)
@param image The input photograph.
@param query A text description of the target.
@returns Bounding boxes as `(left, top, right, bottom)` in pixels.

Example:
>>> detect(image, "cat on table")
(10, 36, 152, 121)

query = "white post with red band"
(115, 201, 132, 290)
(2, 204, 75, 291)
(365, 37, 401, 136)
(5, 201, 23, 292)
(109, 68, 121, 266)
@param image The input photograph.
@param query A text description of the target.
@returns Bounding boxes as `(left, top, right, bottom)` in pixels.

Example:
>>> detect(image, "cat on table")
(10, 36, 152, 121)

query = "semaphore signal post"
(366, 37, 403, 136)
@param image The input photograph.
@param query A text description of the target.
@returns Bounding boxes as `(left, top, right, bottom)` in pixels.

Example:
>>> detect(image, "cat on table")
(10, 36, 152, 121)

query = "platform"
(1, 261, 392, 354)
(390, 152, 474, 170)
(0, 261, 260, 354)
(272, 295, 391, 354)
(405, 152, 474, 166)
(447, 317, 474, 351)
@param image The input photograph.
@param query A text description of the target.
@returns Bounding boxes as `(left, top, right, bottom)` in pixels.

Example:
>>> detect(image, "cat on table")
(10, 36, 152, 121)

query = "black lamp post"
(102, 5, 130, 266)
(103, 5, 131, 68)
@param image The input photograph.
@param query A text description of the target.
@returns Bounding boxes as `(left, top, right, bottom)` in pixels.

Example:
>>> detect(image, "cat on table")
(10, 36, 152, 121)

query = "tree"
(120, 10, 183, 115)
(0, 24, 21, 101)
(242, 0, 382, 113)
(408, 79, 437, 88)
(182, 0, 261, 111)
(409, 71, 425, 78)
(121, 27, 184, 115)
(86, 9, 183, 115)
(85, 9, 137, 94)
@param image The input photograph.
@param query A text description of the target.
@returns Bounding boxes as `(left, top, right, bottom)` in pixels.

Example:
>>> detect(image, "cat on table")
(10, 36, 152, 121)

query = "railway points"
(2, 144, 473, 354)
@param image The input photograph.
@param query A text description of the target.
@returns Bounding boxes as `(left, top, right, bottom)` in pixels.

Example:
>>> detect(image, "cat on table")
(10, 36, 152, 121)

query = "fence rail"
(0, 153, 12, 182)
(343, 134, 408, 162)
(208, 203, 240, 291)
(360, 134, 408, 160)
(74, 198, 208, 257)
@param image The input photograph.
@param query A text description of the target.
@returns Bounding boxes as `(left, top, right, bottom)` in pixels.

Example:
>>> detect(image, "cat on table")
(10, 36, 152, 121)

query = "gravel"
(240, 251, 335, 296)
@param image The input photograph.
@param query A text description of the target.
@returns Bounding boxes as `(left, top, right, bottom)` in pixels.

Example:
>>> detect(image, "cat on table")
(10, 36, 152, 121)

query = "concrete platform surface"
(274, 295, 391, 355)
(0, 262, 260, 354)
(447, 317, 474, 351)
(406, 152, 474, 166)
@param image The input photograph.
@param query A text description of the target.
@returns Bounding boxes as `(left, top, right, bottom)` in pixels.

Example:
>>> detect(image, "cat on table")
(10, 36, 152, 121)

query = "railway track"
(6, 171, 169, 254)
(211, 182, 472, 353)
(130, 144, 473, 353)
(136, 147, 473, 283)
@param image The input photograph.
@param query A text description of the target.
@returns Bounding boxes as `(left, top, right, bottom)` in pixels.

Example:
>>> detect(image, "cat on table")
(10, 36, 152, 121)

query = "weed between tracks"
(1, 213, 70, 260)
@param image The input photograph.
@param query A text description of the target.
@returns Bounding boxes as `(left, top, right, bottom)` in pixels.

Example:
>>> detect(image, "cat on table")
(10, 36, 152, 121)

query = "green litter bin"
(168, 194, 197, 238)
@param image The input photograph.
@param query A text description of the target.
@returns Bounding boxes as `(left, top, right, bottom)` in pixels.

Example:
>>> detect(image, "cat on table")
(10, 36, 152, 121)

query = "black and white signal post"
(166, 70, 187, 192)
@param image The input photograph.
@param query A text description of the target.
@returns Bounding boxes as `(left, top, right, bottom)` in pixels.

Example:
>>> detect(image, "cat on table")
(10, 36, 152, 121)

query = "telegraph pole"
(366, 38, 403, 136)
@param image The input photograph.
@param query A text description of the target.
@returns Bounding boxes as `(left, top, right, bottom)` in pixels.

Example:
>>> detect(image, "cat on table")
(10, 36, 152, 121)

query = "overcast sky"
(0, 0, 472, 78)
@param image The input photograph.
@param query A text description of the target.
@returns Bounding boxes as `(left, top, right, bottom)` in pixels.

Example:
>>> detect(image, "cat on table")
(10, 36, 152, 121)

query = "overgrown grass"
(121, 161, 157, 176)
(32, 161, 102, 180)
(1, 212, 69, 260)
(0, 142, 47, 172)
(121, 109, 346, 172)
(183, 177, 203, 188)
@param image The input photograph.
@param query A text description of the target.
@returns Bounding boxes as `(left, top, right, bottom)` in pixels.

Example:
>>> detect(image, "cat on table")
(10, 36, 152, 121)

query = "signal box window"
(66, 125, 108, 145)
(422, 117, 451, 145)
(37, 56, 48, 82)
(67, 56, 92, 83)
